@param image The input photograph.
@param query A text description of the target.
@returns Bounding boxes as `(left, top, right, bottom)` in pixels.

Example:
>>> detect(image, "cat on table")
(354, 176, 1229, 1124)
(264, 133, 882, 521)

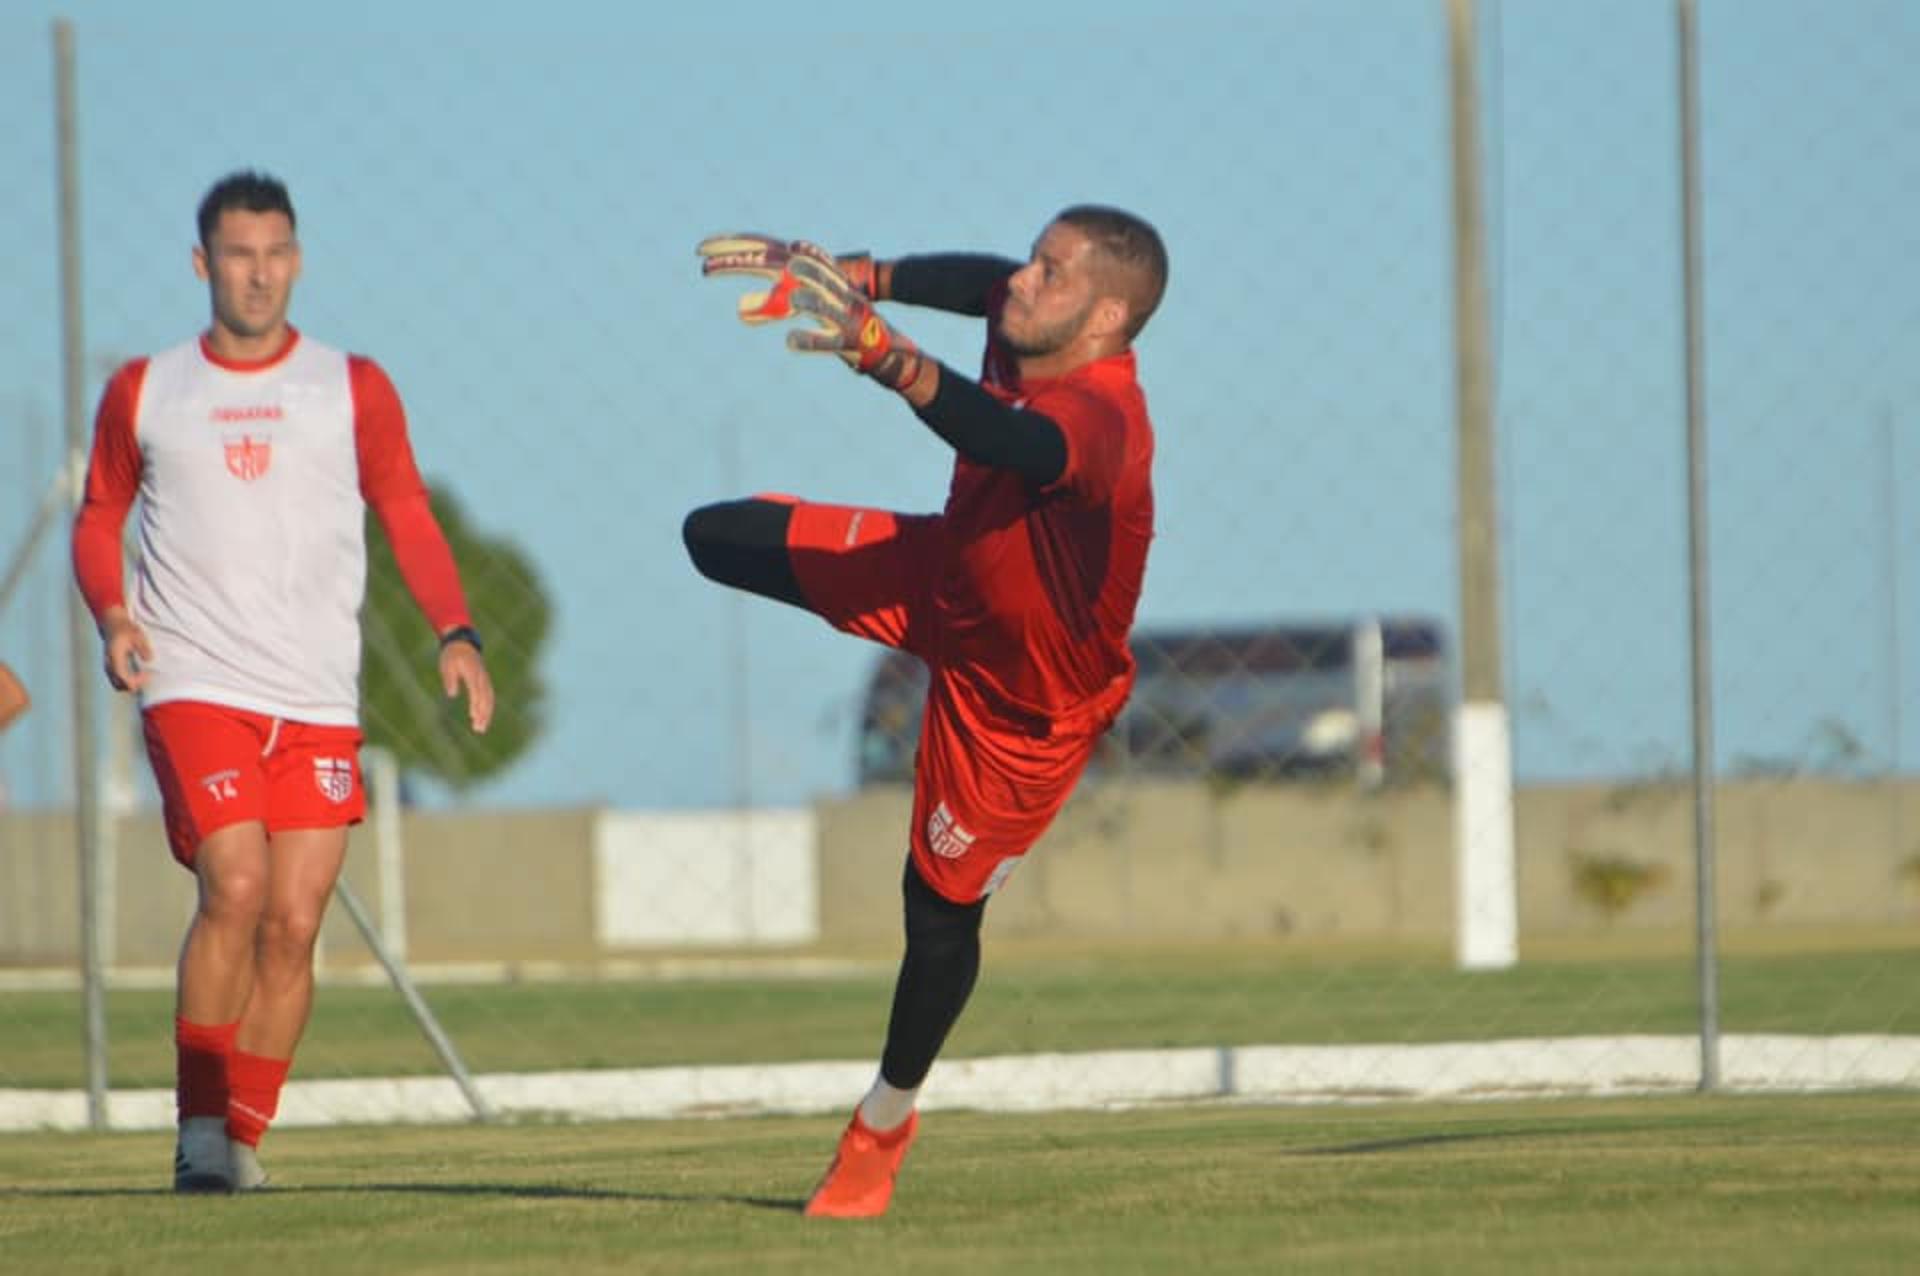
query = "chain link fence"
(2, 1, 1916, 1128)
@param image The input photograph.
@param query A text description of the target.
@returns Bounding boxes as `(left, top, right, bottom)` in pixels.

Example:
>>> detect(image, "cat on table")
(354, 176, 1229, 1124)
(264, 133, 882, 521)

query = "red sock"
(226, 1050, 292, 1148)
(175, 1017, 238, 1122)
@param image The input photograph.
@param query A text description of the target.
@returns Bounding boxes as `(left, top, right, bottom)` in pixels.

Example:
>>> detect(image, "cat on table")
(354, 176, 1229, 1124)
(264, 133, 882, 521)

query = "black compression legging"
(681, 498, 806, 609)
(687, 498, 987, 1088)
(880, 860, 986, 1090)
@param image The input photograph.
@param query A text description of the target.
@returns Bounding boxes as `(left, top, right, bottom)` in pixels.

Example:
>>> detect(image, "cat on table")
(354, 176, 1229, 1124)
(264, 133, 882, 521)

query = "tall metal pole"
(1448, 0, 1516, 970)
(1881, 410, 1903, 782)
(1879, 410, 1905, 928)
(1677, 0, 1720, 1090)
(54, 18, 110, 1128)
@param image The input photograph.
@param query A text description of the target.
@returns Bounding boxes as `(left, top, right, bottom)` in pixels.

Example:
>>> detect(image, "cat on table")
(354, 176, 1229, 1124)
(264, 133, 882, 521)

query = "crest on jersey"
(313, 756, 355, 804)
(223, 432, 273, 481)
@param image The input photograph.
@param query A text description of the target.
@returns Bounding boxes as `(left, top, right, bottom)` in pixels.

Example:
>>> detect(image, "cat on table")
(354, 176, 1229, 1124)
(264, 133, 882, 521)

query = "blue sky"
(2, 0, 1915, 810)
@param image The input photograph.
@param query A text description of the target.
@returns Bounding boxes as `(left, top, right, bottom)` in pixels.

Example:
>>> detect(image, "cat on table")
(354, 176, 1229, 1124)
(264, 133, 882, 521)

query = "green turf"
(1, 1094, 1916, 1274)
(2, 942, 1915, 1088)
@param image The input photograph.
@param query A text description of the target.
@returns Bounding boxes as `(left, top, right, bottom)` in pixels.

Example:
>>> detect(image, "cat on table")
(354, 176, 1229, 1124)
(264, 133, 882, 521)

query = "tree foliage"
(360, 483, 550, 793)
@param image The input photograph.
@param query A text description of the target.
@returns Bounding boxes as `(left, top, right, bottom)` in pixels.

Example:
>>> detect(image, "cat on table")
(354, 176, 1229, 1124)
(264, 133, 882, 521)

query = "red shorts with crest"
(779, 496, 1112, 904)
(141, 699, 365, 867)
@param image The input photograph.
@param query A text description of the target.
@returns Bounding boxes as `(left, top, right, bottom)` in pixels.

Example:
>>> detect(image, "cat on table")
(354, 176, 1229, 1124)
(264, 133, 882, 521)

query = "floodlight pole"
(1447, 0, 1517, 970)
(54, 18, 111, 1130)
(1677, 0, 1721, 1091)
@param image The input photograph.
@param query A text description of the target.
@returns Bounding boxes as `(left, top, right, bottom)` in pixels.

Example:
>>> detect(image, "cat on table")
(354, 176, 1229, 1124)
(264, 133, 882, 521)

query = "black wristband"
(438, 625, 483, 654)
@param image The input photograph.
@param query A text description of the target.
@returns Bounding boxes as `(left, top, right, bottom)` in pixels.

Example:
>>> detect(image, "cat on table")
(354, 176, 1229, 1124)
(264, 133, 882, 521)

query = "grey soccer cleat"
(172, 1116, 233, 1193)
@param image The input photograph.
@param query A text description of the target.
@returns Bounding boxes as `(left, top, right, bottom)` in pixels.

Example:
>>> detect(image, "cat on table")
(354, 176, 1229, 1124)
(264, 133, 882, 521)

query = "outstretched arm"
(783, 255, 1065, 482)
(700, 236, 1062, 483)
(878, 254, 1019, 317)
(697, 236, 1016, 326)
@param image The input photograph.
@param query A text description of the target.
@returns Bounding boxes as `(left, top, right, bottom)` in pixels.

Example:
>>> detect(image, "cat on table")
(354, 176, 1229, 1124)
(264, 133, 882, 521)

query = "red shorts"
(142, 700, 365, 867)
(781, 497, 1107, 903)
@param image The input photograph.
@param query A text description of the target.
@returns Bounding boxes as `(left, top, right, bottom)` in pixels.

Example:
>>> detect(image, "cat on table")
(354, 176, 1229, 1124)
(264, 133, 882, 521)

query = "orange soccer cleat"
(803, 1110, 920, 1219)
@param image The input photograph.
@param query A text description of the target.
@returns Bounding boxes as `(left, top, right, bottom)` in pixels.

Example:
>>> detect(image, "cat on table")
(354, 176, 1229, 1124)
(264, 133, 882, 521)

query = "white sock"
(857, 1076, 918, 1133)
(228, 1138, 269, 1190)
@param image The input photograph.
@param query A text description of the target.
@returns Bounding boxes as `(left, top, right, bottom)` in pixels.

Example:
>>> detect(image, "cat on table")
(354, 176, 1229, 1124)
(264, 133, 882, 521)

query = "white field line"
(3, 1034, 1916, 1133)
(0, 958, 886, 993)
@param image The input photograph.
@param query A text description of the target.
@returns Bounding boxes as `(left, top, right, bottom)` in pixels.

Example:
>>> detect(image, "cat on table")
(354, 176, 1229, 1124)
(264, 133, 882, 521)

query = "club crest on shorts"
(926, 801, 976, 860)
(223, 432, 273, 482)
(313, 756, 354, 804)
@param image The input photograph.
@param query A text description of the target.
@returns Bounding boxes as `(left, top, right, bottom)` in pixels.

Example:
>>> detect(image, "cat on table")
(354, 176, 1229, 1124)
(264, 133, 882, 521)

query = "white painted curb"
(3, 1034, 1915, 1132)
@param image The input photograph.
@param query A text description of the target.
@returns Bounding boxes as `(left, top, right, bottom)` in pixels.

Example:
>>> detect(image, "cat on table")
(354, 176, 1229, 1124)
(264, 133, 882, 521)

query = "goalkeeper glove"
(697, 233, 823, 323)
(786, 254, 925, 393)
(834, 251, 879, 301)
(697, 234, 879, 323)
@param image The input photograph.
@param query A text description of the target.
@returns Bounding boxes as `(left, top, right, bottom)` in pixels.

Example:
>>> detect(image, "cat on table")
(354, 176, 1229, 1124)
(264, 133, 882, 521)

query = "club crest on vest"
(223, 433, 273, 481)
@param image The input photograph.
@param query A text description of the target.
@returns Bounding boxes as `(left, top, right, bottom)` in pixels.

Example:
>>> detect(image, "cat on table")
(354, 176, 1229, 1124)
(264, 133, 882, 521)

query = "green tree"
(360, 483, 549, 794)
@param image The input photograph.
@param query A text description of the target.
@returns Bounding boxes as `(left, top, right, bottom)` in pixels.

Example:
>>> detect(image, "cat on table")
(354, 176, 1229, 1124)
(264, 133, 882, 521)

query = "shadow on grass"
(1289, 1123, 1648, 1157)
(0, 1184, 803, 1211)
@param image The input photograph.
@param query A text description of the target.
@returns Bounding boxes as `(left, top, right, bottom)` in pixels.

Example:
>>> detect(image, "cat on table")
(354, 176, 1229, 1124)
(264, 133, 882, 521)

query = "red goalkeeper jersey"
(934, 345, 1155, 730)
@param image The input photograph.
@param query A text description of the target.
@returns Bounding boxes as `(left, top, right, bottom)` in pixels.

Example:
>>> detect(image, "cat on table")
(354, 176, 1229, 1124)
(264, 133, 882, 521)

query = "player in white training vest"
(72, 170, 495, 1193)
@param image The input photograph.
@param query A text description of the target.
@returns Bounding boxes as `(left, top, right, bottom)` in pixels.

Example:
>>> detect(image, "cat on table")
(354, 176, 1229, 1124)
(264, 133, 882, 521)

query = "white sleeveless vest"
(131, 336, 367, 725)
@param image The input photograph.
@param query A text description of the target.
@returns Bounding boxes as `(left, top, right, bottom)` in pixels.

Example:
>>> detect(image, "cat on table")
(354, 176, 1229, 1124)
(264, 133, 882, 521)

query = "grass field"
(2, 1093, 1917, 1274)
(5, 938, 1916, 1087)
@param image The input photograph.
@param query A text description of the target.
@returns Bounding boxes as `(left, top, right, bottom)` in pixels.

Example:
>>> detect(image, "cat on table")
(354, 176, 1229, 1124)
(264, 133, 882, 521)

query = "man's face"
(194, 209, 300, 342)
(996, 220, 1102, 359)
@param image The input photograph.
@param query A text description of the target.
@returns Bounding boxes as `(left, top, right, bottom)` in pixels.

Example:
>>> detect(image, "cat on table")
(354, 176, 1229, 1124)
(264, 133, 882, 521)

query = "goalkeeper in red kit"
(686, 206, 1167, 1218)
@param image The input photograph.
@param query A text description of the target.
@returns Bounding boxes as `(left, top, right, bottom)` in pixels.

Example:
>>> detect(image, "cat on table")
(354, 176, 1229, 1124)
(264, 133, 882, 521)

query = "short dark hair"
(1056, 204, 1168, 340)
(196, 170, 296, 250)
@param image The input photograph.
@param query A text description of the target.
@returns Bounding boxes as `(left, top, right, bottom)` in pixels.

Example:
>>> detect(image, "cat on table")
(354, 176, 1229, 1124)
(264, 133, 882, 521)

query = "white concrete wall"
(593, 808, 818, 948)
